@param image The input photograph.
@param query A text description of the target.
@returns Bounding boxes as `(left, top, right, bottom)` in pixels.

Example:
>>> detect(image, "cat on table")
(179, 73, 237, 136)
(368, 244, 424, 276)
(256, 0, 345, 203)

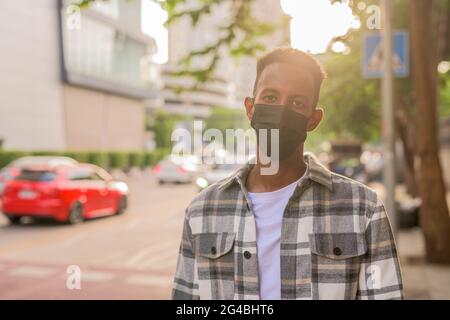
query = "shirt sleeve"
(356, 196, 404, 299)
(171, 210, 200, 300)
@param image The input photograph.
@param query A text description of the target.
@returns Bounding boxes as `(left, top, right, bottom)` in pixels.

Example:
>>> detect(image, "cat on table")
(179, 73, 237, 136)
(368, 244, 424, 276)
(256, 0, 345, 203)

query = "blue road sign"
(362, 30, 409, 79)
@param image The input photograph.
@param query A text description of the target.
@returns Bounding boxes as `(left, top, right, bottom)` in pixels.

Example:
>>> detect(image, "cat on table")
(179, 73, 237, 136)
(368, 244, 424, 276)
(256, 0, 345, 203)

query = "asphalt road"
(0, 171, 197, 299)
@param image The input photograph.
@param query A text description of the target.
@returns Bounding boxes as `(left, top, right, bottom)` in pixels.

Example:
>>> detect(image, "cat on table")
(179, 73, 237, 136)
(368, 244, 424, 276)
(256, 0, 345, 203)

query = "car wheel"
(116, 195, 127, 215)
(67, 202, 84, 225)
(6, 215, 21, 225)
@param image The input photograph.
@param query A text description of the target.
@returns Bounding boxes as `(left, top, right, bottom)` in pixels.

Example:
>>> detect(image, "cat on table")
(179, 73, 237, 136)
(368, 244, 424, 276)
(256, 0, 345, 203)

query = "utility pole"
(381, 0, 397, 234)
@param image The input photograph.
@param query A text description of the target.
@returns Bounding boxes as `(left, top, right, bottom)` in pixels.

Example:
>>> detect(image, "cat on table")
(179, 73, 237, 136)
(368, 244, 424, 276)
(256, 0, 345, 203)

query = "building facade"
(160, 0, 290, 119)
(0, 0, 159, 151)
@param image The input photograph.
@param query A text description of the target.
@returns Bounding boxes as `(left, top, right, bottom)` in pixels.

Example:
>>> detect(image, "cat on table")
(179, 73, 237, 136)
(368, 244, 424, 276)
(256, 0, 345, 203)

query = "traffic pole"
(381, 0, 397, 234)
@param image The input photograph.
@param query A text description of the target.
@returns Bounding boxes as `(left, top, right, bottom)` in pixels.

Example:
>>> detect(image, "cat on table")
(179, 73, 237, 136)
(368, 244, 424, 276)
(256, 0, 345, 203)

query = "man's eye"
(292, 101, 306, 108)
(263, 95, 277, 103)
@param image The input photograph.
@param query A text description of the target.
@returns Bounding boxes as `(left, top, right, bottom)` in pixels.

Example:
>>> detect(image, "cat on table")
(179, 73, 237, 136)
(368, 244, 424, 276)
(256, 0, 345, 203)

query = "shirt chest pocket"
(193, 232, 235, 299)
(308, 232, 367, 298)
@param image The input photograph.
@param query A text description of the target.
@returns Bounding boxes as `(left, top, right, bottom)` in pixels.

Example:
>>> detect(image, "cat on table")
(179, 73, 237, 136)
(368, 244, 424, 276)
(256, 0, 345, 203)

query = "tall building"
(0, 0, 159, 151)
(160, 0, 290, 119)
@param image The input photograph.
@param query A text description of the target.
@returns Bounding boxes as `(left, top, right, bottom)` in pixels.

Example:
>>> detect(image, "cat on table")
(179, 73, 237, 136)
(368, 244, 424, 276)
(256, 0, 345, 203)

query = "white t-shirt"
(247, 168, 308, 300)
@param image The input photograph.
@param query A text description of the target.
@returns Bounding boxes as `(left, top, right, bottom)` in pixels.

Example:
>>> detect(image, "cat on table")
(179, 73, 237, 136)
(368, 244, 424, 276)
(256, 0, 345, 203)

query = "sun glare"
(280, 0, 360, 54)
(141, 0, 168, 64)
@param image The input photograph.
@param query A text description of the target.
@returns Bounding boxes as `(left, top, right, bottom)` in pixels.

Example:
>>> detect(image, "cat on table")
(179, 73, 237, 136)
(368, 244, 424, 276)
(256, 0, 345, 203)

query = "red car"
(1, 163, 128, 225)
(0, 156, 78, 196)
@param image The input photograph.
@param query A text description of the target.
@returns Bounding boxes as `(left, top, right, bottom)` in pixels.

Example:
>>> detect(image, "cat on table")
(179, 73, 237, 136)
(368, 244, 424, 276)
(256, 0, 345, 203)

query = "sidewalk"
(397, 227, 450, 299)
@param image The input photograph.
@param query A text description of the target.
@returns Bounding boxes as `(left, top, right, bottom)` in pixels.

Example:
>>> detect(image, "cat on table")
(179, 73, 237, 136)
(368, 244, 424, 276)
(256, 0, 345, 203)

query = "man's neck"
(246, 147, 307, 193)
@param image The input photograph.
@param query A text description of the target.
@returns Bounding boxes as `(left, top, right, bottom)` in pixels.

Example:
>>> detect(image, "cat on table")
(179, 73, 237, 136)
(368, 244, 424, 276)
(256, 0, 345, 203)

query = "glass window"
(61, 3, 158, 92)
(15, 170, 57, 182)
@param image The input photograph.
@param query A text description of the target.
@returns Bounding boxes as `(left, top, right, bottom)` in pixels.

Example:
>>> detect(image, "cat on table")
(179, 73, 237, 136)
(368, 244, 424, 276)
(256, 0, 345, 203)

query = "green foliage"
(0, 151, 30, 169)
(307, 0, 413, 147)
(128, 152, 143, 168)
(107, 152, 129, 169)
(439, 72, 450, 118)
(0, 149, 170, 171)
(205, 106, 249, 137)
(74, 0, 276, 88)
(163, 0, 276, 85)
(86, 152, 109, 168)
(153, 111, 184, 149)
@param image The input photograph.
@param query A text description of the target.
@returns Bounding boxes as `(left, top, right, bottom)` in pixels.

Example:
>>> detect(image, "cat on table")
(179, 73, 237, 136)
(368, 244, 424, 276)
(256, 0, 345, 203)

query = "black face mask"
(251, 103, 309, 161)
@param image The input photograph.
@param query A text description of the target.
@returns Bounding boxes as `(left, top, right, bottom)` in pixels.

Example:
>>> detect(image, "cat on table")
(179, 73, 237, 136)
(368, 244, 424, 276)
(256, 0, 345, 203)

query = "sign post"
(381, 0, 397, 235)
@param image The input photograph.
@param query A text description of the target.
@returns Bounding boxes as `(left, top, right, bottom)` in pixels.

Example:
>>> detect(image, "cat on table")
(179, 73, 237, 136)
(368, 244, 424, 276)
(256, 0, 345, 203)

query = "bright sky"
(141, 0, 168, 64)
(141, 0, 360, 63)
(280, 0, 360, 54)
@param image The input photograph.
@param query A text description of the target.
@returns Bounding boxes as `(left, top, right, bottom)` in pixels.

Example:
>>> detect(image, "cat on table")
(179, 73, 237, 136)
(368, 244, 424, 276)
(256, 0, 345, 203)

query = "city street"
(1, 170, 449, 300)
(0, 171, 197, 299)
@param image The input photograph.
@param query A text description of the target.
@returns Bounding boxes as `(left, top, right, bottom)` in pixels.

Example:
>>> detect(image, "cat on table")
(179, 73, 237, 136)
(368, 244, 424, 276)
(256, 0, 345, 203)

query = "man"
(172, 47, 403, 300)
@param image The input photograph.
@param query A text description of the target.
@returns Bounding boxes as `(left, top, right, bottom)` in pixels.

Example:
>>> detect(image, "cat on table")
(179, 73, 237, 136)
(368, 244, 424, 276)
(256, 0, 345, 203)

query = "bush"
(86, 152, 109, 168)
(61, 151, 89, 163)
(107, 152, 128, 169)
(0, 149, 170, 171)
(128, 152, 143, 168)
(0, 151, 30, 169)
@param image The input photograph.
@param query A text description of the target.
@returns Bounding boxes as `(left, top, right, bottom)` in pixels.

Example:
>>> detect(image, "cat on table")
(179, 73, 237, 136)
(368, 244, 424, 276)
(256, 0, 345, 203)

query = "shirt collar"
(218, 152, 333, 192)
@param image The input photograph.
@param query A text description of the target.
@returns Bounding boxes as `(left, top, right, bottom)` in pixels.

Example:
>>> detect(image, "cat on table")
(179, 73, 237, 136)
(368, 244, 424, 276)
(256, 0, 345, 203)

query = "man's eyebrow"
(290, 94, 308, 99)
(259, 88, 279, 94)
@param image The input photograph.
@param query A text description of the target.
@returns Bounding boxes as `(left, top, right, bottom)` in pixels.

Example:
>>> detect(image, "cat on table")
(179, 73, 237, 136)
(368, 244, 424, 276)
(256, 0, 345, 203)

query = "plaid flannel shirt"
(172, 152, 403, 300)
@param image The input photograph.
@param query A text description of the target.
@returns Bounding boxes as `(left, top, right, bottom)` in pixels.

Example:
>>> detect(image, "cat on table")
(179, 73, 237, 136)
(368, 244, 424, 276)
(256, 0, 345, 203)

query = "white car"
(196, 163, 241, 191)
(153, 155, 203, 184)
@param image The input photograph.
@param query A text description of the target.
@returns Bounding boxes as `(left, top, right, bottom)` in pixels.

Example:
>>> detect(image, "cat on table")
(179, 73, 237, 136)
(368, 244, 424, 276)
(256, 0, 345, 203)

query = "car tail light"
(9, 168, 20, 177)
(153, 164, 162, 173)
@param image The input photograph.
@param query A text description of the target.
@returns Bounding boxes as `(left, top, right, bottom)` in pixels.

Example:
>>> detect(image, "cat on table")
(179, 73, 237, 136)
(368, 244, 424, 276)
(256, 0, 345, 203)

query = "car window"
(15, 170, 57, 182)
(69, 169, 105, 181)
(91, 172, 105, 181)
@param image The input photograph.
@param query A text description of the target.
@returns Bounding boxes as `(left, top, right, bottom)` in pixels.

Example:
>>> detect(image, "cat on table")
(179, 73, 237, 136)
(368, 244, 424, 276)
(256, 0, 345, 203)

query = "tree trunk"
(409, 0, 450, 263)
(395, 101, 417, 197)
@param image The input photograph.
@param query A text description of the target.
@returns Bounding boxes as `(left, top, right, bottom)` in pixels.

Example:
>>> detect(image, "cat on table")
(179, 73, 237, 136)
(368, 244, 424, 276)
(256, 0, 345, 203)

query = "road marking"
(80, 271, 115, 282)
(9, 266, 58, 278)
(136, 250, 178, 270)
(124, 275, 172, 287)
(126, 241, 177, 268)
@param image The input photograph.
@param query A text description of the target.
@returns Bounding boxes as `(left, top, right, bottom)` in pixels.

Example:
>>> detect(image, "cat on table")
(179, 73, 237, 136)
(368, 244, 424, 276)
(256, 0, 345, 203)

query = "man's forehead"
(256, 62, 315, 94)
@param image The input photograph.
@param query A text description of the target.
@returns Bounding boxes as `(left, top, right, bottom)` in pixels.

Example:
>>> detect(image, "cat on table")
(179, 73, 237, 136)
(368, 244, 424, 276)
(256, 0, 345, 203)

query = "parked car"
(153, 155, 203, 184)
(196, 163, 240, 191)
(1, 163, 128, 225)
(0, 156, 78, 196)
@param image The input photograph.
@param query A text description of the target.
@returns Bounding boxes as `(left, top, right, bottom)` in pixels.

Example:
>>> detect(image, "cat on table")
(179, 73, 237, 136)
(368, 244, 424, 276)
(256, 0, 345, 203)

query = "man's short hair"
(253, 47, 327, 108)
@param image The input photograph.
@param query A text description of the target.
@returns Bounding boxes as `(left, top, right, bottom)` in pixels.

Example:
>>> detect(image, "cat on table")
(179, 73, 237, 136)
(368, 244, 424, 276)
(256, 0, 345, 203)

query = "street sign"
(362, 30, 409, 79)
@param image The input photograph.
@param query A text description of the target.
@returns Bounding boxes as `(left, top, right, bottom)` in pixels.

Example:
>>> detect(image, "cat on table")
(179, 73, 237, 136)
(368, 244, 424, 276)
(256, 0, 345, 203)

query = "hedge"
(0, 149, 170, 171)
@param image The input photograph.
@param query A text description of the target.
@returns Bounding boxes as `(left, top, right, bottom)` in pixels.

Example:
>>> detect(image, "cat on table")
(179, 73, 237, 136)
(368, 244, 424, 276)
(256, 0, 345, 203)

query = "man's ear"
(307, 107, 324, 131)
(244, 97, 254, 121)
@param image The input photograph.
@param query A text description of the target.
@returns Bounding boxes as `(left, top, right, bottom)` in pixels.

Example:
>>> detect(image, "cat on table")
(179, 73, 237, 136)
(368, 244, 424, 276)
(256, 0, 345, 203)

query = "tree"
(152, 111, 183, 149)
(410, 0, 450, 263)
(78, 0, 274, 85)
(205, 106, 249, 137)
(78, 0, 450, 263)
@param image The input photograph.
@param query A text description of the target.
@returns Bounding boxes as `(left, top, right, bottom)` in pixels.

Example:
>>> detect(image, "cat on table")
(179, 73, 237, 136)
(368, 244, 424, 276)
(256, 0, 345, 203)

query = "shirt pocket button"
(244, 251, 252, 259)
(333, 247, 342, 256)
